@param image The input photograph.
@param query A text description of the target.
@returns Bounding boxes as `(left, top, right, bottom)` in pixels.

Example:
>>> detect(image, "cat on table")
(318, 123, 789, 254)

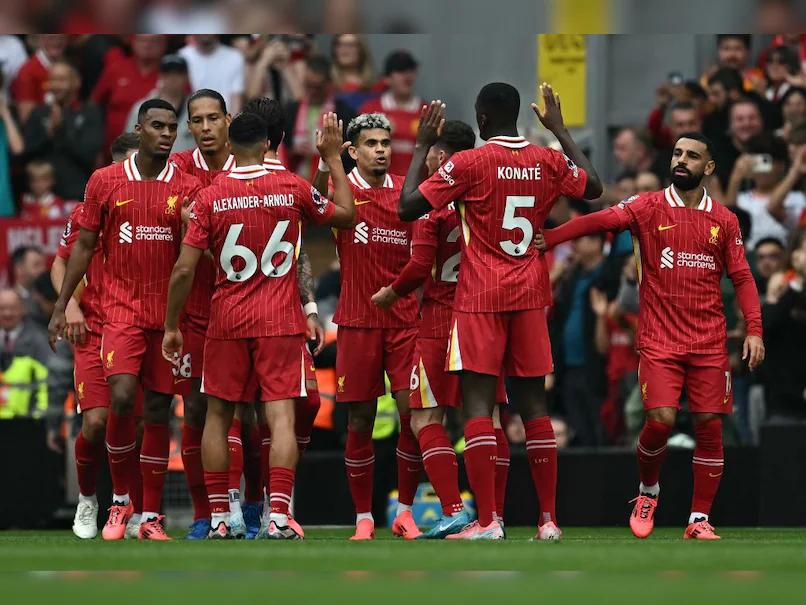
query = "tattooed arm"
(297, 248, 325, 354)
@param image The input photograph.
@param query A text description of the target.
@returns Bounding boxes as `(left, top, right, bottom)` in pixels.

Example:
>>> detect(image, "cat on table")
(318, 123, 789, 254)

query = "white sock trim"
(356, 512, 374, 524)
(689, 512, 709, 524)
(142, 511, 159, 522)
(396, 503, 412, 516)
(639, 482, 660, 497)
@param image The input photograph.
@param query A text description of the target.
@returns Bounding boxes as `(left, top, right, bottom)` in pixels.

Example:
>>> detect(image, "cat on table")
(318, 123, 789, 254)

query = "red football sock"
(75, 432, 104, 497)
(204, 470, 229, 515)
(418, 423, 462, 516)
(463, 416, 497, 527)
(269, 466, 295, 516)
(129, 439, 143, 513)
(524, 416, 558, 525)
(396, 414, 422, 507)
(243, 423, 262, 503)
(181, 423, 209, 521)
(494, 428, 510, 519)
(228, 418, 243, 492)
(345, 428, 374, 515)
(636, 420, 673, 487)
(259, 423, 272, 498)
(104, 409, 135, 498)
(140, 422, 170, 514)
(691, 418, 724, 516)
(295, 388, 320, 454)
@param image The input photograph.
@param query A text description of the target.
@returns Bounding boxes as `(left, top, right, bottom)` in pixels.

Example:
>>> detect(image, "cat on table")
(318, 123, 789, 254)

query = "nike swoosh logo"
(110, 457, 128, 464)
(708, 472, 722, 478)
(151, 470, 167, 475)
(174, 378, 188, 384)
(115, 199, 134, 207)
(657, 224, 677, 231)
(349, 472, 366, 478)
(354, 199, 372, 206)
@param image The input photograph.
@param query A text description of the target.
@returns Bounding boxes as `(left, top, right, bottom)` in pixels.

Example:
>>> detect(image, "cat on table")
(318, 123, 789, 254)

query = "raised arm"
(767, 147, 805, 223)
(399, 101, 445, 221)
(532, 83, 602, 200)
(316, 112, 355, 229)
(542, 206, 631, 250)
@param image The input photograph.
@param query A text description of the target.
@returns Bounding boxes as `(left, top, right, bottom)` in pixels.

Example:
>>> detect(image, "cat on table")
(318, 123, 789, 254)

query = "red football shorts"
(101, 323, 181, 395)
(303, 346, 318, 391)
(409, 336, 509, 409)
(335, 326, 417, 402)
(181, 324, 206, 380)
(446, 308, 553, 378)
(73, 332, 109, 412)
(638, 347, 733, 414)
(202, 335, 308, 403)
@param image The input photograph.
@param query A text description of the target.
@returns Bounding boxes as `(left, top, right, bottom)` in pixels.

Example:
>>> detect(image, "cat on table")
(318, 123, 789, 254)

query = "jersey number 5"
(220, 221, 295, 282)
(499, 195, 535, 257)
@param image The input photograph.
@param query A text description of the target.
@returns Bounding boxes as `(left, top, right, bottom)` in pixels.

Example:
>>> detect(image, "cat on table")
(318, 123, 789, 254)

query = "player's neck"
(672, 183, 706, 208)
(357, 165, 386, 188)
(234, 152, 265, 168)
(485, 126, 520, 139)
(264, 150, 278, 162)
(202, 147, 231, 171)
(134, 152, 168, 180)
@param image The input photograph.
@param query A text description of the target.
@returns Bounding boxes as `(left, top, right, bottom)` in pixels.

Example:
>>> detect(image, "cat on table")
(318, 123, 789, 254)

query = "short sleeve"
(57, 207, 82, 259)
(77, 171, 108, 232)
(411, 210, 440, 249)
(615, 193, 651, 231)
(183, 195, 212, 251)
(418, 150, 474, 211)
(299, 181, 335, 225)
(544, 148, 587, 199)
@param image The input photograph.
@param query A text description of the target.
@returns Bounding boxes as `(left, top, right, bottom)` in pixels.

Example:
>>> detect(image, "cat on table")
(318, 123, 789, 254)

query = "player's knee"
(143, 395, 171, 424)
(110, 388, 135, 416)
(184, 396, 207, 427)
(410, 409, 441, 436)
(82, 412, 107, 443)
(348, 410, 374, 433)
(646, 407, 676, 427)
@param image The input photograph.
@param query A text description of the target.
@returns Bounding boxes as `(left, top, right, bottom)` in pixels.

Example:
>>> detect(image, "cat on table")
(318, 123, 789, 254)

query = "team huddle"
(48, 77, 765, 542)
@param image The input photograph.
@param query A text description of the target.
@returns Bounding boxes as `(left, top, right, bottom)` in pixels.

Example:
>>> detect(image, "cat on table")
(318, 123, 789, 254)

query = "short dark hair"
(767, 45, 801, 75)
(730, 206, 752, 242)
(476, 82, 520, 125)
(110, 132, 140, 160)
(745, 132, 789, 163)
(780, 85, 806, 109)
(684, 80, 707, 101)
(32, 271, 57, 303)
(229, 113, 268, 147)
(669, 100, 697, 114)
(754, 236, 786, 252)
(241, 97, 286, 150)
(305, 55, 331, 80)
(11, 245, 43, 267)
(187, 88, 227, 117)
(717, 34, 752, 50)
(675, 132, 716, 158)
(729, 96, 762, 118)
(434, 120, 476, 154)
(137, 98, 177, 123)
(707, 67, 744, 92)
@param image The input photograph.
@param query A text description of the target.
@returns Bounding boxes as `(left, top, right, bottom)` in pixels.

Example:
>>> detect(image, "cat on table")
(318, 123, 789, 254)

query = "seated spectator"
(242, 34, 308, 105)
(360, 50, 422, 175)
(778, 86, 806, 140)
(712, 97, 766, 189)
(284, 55, 356, 180)
(124, 54, 194, 153)
(0, 72, 24, 217)
(0, 288, 51, 420)
(19, 160, 68, 220)
(763, 45, 802, 104)
(753, 237, 787, 293)
(92, 34, 165, 157)
(11, 34, 69, 124)
(760, 228, 806, 422)
(704, 67, 745, 140)
(23, 60, 103, 202)
(11, 245, 46, 318)
(179, 35, 245, 115)
(702, 35, 765, 94)
(728, 133, 806, 248)
(330, 34, 381, 111)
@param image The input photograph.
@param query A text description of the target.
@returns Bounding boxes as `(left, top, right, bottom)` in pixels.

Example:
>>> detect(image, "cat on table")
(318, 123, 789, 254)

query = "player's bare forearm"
(544, 207, 627, 248)
(54, 228, 97, 311)
(399, 144, 433, 221)
(553, 127, 603, 200)
(50, 256, 66, 294)
(312, 169, 330, 200)
(297, 249, 315, 306)
(324, 153, 356, 228)
(165, 245, 203, 331)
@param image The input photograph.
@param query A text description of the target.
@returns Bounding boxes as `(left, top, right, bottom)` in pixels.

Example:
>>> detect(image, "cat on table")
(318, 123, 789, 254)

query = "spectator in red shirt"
(359, 51, 422, 175)
(11, 34, 69, 124)
(91, 34, 166, 158)
(19, 160, 67, 220)
(330, 34, 382, 111)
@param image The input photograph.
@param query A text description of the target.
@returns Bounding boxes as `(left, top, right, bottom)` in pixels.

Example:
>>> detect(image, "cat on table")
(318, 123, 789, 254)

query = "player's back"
(196, 165, 313, 339)
(435, 137, 587, 312)
(333, 169, 418, 328)
(621, 186, 745, 353)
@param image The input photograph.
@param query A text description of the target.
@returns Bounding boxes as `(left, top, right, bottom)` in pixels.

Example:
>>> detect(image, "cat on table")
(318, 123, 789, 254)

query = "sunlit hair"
(346, 113, 392, 145)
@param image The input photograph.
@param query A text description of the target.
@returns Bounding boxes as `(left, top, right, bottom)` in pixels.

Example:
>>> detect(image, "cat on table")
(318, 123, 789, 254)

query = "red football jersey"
(612, 186, 762, 353)
(418, 136, 587, 312)
(333, 168, 418, 328)
(184, 164, 335, 339)
(171, 147, 236, 332)
(359, 93, 421, 175)
(412, 203, 461, 339)
(57, 204, 104, 335)
(78, 153, 202, 330)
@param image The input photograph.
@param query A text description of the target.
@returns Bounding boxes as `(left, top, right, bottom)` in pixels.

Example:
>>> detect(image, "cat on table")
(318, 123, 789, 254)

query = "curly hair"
(346, 113, 392, 145)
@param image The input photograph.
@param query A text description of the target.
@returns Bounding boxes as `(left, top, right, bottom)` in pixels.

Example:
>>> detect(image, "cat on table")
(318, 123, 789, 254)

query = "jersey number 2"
(440, 226, 461, 283)
(499, 195, 535, 257)
(220, 222, 295, 282)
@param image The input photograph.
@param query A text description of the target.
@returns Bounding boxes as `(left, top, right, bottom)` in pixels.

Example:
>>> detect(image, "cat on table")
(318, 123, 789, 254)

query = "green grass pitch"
(2, 527, 805, 605)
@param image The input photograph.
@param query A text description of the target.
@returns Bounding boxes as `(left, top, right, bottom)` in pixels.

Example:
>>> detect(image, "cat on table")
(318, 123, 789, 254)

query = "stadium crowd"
(0, 33, 804, 477)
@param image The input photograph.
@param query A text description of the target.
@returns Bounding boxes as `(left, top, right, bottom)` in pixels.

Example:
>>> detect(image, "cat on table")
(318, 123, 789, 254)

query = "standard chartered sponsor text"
(372, 226, 408, 246)
(676, 251, 716, 270)
(136, 225, 174, 241)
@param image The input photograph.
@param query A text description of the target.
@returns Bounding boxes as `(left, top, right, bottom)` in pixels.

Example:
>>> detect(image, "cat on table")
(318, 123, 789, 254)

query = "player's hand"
(48, 305, 67, 352)
(589, 287, 608, 317)
(415, 100, 445, 148)
(371, 285, 399, 310)
(532, 82, 565, 134)
(46, 429, 64, 455)
(162, 328, 184, 366)
(306, 313, 325, 356)
(64, 298, 88, 345)
(534, 229, 547, 252)
(316, 112, 348, 162)
(742, 335, 765, 371)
